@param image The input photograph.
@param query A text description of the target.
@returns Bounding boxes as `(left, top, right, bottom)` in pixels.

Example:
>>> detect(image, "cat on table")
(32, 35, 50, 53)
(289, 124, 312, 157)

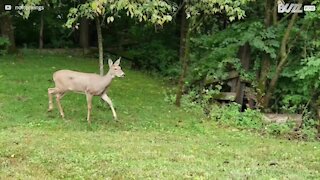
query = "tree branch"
(172, 0, 186, 18)
(263, 0, 303, 107)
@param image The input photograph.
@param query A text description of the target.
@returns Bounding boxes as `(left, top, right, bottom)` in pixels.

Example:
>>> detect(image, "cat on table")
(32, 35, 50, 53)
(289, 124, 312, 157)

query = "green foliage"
(279, 95, 305, 113)
(165, 90, 205, 113)
(265, 122, 295, 136)
(191, 20, 280, 76)
(104, 18, 180, 76)
(208, 103, 317, 140)
(194, 21, 280, 59)
(50, 38, 74, 48)
(185, 0, 253, 22)
(14, 2, 75, 48)
(65, 0, 176, 28)
(296, 55, 320, 90)
(186, 20, 280, 104)
(210, 103, 264, 130)
(0, 37, 10, 55)
(127, 40, 179, 76)
(19, 0, 43, 18)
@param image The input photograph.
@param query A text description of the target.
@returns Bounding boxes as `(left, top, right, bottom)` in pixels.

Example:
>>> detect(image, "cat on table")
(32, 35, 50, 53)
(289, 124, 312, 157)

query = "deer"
(47, 57, 125, 124)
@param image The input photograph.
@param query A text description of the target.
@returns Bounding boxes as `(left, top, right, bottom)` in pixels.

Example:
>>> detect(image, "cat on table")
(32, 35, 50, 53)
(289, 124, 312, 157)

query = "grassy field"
(0, 52, 320, 179)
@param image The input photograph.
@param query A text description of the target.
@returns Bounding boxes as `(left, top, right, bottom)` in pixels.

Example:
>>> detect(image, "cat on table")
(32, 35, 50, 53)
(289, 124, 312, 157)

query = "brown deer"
(47, 57, 125, 124)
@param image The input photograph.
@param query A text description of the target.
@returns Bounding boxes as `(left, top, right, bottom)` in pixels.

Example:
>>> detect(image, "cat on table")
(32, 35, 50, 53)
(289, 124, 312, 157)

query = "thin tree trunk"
(263, 11, 299, 107)
(39, 12, 44, 49)
(258, 0, 273, 109)
(175, 4, 189, 107)
(259, 54, 271, 89)
(257, 0, 277, 108)
(80, 18, 89, 54)
(273, 0, 278, 25)
(96, 17, 104, 76)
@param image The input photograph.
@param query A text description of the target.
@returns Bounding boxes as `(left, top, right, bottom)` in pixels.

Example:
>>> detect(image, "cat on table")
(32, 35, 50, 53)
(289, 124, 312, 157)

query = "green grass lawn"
(0, 52, 320, 179)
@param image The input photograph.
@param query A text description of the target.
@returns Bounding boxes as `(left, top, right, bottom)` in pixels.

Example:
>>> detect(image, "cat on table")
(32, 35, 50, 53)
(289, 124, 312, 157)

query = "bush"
(265, 122, 295, 136)
(0, 37, 10, 55)
(210, 103, 264, 129)
(164, 89, 318, 140)
(127, 40, 179, 77)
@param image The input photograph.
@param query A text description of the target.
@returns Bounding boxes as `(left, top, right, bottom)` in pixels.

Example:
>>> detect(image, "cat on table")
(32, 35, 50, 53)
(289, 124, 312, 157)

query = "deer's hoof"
(47, 108, 53, 112)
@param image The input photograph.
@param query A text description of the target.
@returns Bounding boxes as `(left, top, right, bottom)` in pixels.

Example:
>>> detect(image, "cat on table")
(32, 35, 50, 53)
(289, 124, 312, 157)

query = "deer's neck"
(102, 70, 114, 87)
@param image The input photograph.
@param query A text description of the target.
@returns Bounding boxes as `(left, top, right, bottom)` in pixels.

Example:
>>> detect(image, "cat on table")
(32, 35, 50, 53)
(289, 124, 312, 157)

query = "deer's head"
(108, 57, 125, 78)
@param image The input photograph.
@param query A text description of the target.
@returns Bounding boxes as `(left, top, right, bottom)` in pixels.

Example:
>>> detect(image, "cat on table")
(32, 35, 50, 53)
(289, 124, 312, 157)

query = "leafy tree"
(174, 0, 253, 107)
(65, 0, 176, 75)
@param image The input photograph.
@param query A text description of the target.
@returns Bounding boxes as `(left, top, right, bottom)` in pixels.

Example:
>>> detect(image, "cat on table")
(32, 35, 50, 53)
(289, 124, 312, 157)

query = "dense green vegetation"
(0, 54, 320, 179)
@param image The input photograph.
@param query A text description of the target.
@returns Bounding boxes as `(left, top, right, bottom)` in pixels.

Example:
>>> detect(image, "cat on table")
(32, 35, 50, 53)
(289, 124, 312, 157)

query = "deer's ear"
(108, 59, 113, 67)
(114, 57, 121, 66)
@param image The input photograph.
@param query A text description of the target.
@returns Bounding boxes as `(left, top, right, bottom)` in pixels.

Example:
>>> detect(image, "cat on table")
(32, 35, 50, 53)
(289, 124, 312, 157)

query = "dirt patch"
(263, 113, 302, 124)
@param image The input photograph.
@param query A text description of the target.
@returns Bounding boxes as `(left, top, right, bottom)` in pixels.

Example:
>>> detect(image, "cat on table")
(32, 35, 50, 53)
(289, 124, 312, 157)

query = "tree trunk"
(80, 18, 89, 54)
(0, 13, 16, 53)
(273, 0, 278, 25)
(39, 12, 44, 49)
(175, 4, 189, 107)
(263, 11, 299, 107)
(259, 54, 271, 89)
(96, 17, 104, 76)
(258, 0, 273, 109)
(235, 42, 251, 110)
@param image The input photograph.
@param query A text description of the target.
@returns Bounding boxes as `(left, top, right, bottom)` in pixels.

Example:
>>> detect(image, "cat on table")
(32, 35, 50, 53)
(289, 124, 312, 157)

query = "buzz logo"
(278, 0, 303, 13)
(277, 0, 316, 13)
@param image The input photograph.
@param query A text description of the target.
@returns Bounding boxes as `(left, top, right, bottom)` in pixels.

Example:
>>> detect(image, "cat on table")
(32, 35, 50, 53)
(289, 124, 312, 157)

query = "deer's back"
(53, 70, 105, 94)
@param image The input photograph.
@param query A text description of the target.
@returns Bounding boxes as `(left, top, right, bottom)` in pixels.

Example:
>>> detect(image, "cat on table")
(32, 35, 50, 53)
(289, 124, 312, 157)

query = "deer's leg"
(86, 93, 93, 125)
(48, 88, 57, 112)
(101, 93, 117, 120)
(56, 93, 65, 119)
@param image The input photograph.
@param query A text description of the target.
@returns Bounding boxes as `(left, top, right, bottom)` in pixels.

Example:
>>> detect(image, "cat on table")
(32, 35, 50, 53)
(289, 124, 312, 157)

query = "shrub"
(127, 40, 179, 77)
(0, 37, 10, 55)
(210, 103, 264, 129)
(265, 122, 295, 136)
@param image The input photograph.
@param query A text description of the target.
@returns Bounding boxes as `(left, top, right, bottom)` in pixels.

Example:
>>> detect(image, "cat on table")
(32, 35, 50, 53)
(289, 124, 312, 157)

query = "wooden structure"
(213, 43, 256, 111)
